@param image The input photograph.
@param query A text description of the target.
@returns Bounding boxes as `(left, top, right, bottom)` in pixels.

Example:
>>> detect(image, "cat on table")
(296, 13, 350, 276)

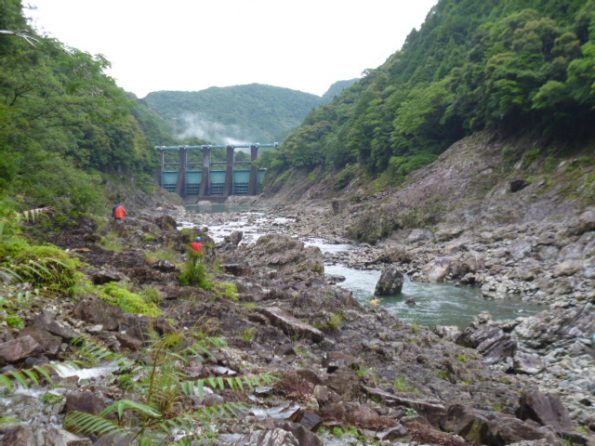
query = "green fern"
(62, 333, 276, 445)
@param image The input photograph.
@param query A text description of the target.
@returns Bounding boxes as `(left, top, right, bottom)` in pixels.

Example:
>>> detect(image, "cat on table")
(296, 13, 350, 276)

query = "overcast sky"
(25, 0, 437, 98)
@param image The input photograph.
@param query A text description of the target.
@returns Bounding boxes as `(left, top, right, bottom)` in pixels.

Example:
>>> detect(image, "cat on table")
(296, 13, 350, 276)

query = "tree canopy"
(0, 0, 171, 221)
(267, 0, 595, 178)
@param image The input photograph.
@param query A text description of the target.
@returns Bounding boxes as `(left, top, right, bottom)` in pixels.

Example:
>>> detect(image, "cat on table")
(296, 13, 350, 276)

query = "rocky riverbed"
(0, 197, 593, 445)
(184, 199, 594, 438)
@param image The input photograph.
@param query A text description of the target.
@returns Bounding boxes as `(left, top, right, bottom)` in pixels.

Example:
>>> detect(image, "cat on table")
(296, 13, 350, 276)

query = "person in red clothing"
(112, 203, 127, 222)
(191, 236, 204, 254)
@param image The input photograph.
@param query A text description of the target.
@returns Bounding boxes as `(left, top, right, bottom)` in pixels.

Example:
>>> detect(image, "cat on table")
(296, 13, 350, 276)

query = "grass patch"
(100, 231, 124, 253)
(393, 376, 418, 393)
(98, 282, 161, 317)
(214, 281, 238, 301)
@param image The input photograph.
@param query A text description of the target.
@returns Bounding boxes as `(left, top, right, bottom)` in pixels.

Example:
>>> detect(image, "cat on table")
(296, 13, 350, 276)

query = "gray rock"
(230, 428, 300, 446)
(258, 307, 324, 342)
(425, 257, 452, 283)
(513, 351, 544, 375)
(65, 391, 107, 416)
(32, 310, 77, 340)
(21, 328, 62, 357)
(441, 404, 562, 446)
(516, 390, 573, 433)
(0, 335, 42, 364)
(374, 265, 404, 296)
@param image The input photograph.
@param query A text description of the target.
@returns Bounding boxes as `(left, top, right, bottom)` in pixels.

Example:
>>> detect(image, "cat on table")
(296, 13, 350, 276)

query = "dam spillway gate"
(156, 143, 277, 199)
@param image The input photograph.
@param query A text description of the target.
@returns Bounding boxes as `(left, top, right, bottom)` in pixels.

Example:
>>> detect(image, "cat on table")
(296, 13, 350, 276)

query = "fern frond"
(101, 399, 162, 420)
(15, 207, 53, 224)
(180, 373, 276, 398)
(0, 364, 55, 392)
(0, 266, 21, 283)
(70, 336, 120, 366)
(65, 411, 129, 438)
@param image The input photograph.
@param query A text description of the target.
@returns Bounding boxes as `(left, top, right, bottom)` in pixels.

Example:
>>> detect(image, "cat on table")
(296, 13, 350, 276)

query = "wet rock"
(405, 297, 416, 306)
(258, 307, 324, 342)
(516, 390, 573, 433)
(374, 265, 403, 296)
(513, 351, 544, 375)
(0, 335, 42, 364)
(441, 404, 562, 445)
(65, 391, 107, 415)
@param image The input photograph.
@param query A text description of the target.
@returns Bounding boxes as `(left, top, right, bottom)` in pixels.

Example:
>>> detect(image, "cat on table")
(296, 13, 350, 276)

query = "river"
(184, 205, 541, 327)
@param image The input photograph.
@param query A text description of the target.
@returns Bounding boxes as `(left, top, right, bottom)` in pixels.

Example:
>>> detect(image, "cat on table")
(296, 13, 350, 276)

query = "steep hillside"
(0, 0, 173, 222)
(266, 0, 594, 181)
(144, 84, 321, 144)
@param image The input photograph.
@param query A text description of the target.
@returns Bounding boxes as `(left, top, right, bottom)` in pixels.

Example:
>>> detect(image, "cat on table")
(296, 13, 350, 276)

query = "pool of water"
(325, 264, 542, 327)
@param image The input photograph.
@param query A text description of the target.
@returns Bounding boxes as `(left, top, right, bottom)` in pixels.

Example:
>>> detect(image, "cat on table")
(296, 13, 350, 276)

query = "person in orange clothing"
(112, 203, 127, 223)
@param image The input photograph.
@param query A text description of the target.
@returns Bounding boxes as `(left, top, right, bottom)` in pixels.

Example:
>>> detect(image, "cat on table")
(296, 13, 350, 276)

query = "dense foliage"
(144, 84, 323, 144)
(268, 0, 595, 180)
(0, 0, 170, 222)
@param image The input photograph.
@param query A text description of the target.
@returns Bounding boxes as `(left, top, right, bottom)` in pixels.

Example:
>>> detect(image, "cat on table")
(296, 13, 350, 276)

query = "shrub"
(179, 258, 212, 289)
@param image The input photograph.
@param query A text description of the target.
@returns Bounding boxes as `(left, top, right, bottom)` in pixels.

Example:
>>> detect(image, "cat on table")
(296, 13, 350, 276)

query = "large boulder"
(516, 390, 573, 433)
(374, 265, 404, 296)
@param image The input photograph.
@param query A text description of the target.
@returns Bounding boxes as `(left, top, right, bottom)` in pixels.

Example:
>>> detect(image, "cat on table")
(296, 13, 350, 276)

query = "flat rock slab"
(258, 307, 324, 342)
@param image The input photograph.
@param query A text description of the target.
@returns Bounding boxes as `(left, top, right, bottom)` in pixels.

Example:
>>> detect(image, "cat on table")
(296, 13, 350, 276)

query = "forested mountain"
(321, 79, 359, 103)
(0, 0, 171, 222)
(144, 84, 322, 144)
(267, 0, 594, 184)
